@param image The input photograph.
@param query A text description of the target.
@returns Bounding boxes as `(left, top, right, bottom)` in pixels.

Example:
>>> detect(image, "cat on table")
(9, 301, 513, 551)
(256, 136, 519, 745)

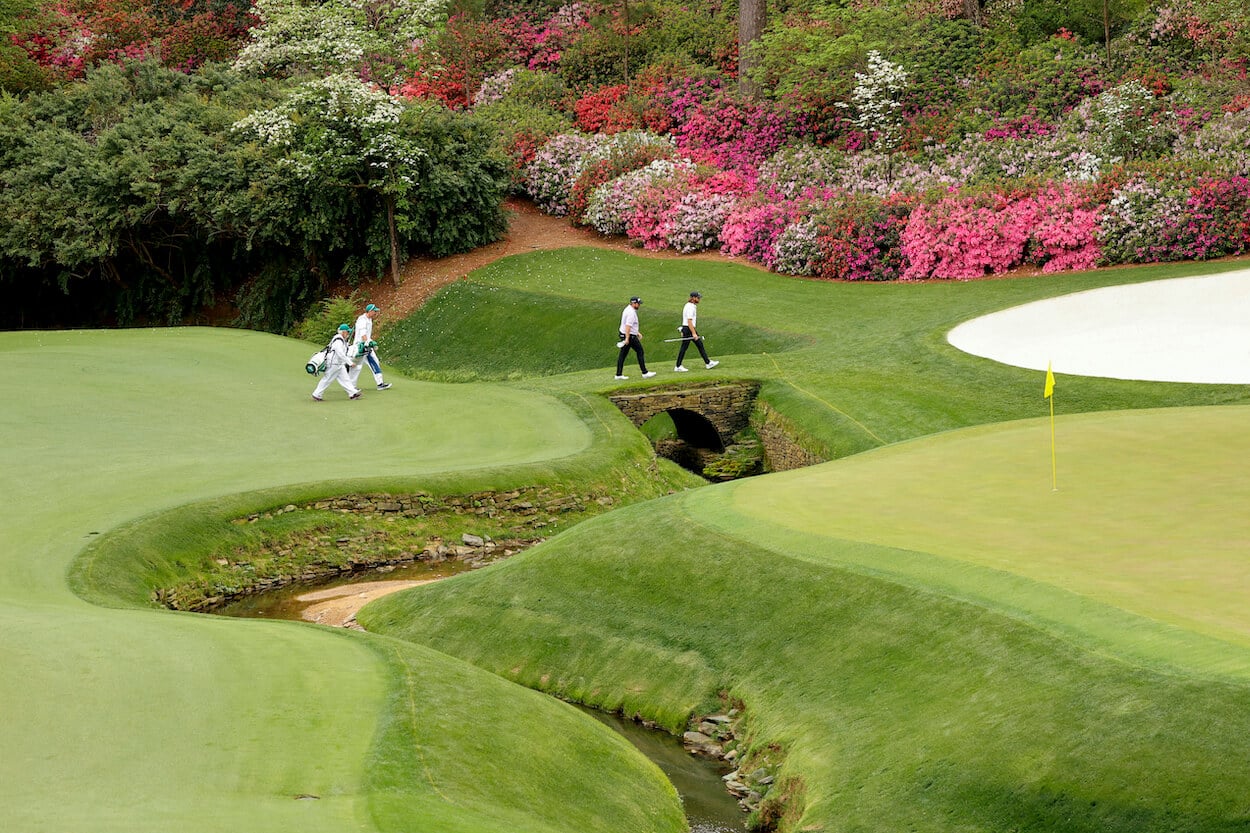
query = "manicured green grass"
(1, 327, 687, 833)
(385, 249, 1250, 456)
(719, 405, 1250, 668)
(13, 249, 1250, 833)
(357, 249, 1250, 830)
(362, 404, 1250, 831)
(382, 280, 803, 381)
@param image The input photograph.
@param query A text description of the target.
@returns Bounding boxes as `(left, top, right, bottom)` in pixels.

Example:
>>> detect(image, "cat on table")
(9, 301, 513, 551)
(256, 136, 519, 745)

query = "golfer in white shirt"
(615, 296, 656, 380)
(674, 291, 719, 371)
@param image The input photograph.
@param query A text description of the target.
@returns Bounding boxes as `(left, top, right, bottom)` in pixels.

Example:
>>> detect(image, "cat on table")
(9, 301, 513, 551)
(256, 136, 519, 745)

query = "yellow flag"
(1044, 362, 1055, 399)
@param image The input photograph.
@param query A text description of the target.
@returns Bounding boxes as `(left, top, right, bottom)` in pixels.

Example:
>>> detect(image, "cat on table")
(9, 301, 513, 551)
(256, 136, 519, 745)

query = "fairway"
(0, 328, 682, 833)
(10, 255, 1250, 833)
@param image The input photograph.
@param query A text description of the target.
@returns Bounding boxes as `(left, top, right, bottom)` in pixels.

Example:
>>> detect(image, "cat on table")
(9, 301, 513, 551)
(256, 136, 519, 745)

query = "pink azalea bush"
(1099, 174, 1250, 264)
(1027, 185, 1102, 272)
(900, 186, 1099, 280)
(566, 136, 678, 225)
(721, 198, 804, 267)
(665, 85, 795, 174)
(585, 159, 697, 236)
(815, 195, 914, 281)
(625, 171, 749, 252)
(1097, 178, 1189, 263)
(524, 133, 603, 215)
(663, 191, 739, 253)
(772, 218, 823, 276)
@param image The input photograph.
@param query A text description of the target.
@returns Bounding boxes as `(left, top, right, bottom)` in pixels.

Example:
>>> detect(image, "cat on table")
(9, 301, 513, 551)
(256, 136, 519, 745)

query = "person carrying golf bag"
(674, 291, 719, 372)
(349, 303, 392, 391)
(312, 324, 362, 401)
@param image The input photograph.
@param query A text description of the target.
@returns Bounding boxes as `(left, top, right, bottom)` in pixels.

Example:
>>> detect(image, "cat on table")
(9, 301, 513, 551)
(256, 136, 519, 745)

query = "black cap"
(630, 296, 642, 304)
(690, 291, 702, 298)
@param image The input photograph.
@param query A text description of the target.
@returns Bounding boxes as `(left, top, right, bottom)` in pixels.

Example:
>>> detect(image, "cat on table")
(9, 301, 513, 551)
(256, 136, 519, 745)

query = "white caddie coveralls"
(349, 312, 386, 388)
(313, 332, 360, 399)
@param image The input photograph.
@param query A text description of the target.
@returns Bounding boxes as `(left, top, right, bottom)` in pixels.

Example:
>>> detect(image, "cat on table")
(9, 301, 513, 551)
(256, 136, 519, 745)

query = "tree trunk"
(386, 194, 400, 287)
(962, 0, 982, 26)
(738, 0, 766, 98)
(1103, 0, 1112, 62)
(622, 0, 630, 86)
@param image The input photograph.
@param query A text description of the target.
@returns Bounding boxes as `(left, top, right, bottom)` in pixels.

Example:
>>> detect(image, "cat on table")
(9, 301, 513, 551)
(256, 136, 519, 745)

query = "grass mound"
(363, 405, 1250, 831)
(383, 279, 803, 381)
(2, 327, 688, 833)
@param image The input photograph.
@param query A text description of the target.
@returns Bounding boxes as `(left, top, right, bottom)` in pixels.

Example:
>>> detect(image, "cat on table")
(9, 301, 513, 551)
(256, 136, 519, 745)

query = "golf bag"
(306, 334, 338, 375)
(305, 348, 329, 375)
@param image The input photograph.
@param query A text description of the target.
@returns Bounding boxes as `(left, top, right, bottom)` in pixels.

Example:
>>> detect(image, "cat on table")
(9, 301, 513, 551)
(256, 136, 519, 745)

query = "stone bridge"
(608, 381, 762, 451)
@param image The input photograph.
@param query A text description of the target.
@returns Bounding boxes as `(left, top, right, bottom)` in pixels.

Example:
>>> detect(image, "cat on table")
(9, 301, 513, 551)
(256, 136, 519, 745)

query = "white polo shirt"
(681, 301, 698, 328)
(620, 305, 639, 335)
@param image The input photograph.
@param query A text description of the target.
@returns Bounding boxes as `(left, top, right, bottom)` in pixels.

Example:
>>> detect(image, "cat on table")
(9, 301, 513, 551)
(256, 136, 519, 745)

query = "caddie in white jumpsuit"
(349, 303, 391, 391)
(313, 324, 362, 401)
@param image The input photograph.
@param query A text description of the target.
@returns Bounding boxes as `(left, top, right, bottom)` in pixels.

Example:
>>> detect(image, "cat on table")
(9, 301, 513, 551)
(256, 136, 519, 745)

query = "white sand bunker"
(948, 269, 1250, 384)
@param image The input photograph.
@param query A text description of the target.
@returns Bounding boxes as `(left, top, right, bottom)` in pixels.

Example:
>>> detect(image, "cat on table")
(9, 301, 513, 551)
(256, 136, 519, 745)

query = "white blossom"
(234, 0, 445, 79)
(839, 50, 910, 154)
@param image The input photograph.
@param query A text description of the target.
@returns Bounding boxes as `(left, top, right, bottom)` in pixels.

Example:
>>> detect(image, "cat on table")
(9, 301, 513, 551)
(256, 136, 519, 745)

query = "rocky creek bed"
(156, 485, 791, 829)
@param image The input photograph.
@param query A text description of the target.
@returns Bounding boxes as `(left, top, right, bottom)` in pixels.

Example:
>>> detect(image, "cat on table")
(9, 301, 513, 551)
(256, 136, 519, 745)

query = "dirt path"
(347, 197, 748, 319)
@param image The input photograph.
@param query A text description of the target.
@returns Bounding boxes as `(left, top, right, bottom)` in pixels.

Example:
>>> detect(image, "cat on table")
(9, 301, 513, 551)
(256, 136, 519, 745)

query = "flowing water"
(219, 569, 748, 832)
(578, 708, 748, 833)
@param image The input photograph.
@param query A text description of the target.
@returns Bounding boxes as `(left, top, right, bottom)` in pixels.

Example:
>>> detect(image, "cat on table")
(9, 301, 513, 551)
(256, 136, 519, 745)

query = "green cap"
(338, 324, 352, 331)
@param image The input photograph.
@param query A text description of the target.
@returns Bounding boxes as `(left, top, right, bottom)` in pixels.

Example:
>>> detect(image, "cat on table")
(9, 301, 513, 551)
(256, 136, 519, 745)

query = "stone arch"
(666, 408, 725, 452)
(608, 381, 762, 451)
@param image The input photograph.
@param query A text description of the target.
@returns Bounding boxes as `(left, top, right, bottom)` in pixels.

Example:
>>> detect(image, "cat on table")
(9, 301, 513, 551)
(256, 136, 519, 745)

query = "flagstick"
(1049, 394, 1057, 491)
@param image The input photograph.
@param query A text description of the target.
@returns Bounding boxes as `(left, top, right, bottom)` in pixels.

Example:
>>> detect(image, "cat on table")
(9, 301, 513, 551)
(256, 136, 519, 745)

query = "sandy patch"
(947, 269, 1250, 384)
(297, 579, 434, 628)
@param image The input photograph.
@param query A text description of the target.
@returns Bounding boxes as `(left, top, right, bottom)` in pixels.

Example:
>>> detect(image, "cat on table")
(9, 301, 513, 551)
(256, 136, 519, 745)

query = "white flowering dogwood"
(233, 74, 429, 283)
(232, 74, 424, 185)
(841, 50, 910, 154)
(234, 0, 444, 79)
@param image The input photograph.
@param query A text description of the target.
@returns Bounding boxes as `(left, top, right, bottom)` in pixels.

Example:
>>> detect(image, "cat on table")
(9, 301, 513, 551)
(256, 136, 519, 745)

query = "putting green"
(0, 328, 682, 833)
(693, 405, 1250, 677)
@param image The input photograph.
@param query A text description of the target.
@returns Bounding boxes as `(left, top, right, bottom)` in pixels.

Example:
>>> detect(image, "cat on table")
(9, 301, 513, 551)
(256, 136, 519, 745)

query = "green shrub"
(504, 69, 572, 111)
(290, 295, 361, 343)
(475, 100, 575, 191)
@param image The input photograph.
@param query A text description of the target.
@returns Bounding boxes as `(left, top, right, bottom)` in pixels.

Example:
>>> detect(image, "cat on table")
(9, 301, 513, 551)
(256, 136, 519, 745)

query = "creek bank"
(152, 486, 614, 613)
(679, 711, 790, 825)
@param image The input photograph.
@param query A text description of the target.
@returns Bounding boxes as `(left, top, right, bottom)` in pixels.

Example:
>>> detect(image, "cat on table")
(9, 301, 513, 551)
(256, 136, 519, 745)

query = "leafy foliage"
(0, 60, 507, 330)
(233, 0, 444, 82)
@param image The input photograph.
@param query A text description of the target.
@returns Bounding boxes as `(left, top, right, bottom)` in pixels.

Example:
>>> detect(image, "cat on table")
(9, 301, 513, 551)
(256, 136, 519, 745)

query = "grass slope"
(362, 405, 1250, 832)
(357, 249, 1250, 831)
(0, 328, 684, 833)
(383, 248, 1250, 456)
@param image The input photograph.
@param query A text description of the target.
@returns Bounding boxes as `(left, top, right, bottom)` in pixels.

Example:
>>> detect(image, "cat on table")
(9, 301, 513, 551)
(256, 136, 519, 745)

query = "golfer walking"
(674, 291, 719, 372)
(313, 324, 362, 401)
(616, 296, 656, 380)
(349, 303, 392, 391)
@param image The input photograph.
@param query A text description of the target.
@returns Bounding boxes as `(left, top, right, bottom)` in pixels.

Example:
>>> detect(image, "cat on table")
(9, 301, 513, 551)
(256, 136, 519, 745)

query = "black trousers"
(617, 333, 647, 374)
(675, 326, 711, 366)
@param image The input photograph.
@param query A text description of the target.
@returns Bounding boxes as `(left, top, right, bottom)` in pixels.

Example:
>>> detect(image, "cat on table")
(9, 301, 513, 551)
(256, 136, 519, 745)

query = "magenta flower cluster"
(516, 72, 1250, 279)
(901, 186, 1100, 279)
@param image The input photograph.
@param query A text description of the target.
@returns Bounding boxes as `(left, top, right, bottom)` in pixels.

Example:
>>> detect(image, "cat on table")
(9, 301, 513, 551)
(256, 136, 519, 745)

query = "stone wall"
(609, 381, 763, 447)
(751, 403, 825, 472)
(157, 487, 616, 612)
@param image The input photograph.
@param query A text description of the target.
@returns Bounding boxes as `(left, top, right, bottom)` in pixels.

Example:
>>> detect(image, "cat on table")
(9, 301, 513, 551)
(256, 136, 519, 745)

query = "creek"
(217, 565, 748, 832)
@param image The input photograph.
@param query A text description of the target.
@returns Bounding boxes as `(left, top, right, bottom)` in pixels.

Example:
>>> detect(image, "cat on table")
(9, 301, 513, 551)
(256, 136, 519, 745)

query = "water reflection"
(579, 708, 748, 833)
(217, 567, 747, 831)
